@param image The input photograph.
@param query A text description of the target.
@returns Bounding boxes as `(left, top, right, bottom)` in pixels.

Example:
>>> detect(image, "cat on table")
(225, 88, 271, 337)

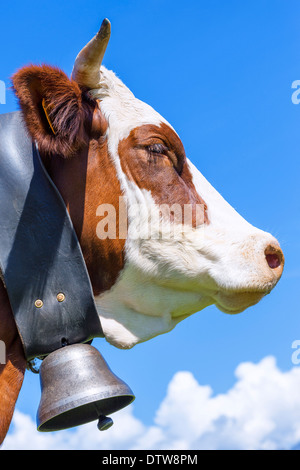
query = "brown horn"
(71, 18, 111, 89)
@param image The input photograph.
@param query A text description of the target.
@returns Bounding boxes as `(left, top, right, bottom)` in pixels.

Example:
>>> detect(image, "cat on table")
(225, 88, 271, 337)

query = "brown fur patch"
(118, 123, 209, 226)
(0, 282, 26, 445)
(44, 106, 125, 296)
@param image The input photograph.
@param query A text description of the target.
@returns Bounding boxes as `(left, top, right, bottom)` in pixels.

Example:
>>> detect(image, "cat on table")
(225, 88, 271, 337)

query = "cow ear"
(12, 65, 88, 157)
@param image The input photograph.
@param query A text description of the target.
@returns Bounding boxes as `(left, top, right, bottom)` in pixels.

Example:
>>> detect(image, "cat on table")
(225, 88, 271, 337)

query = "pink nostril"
(266, 253, 281, 269)
(265, 245, 283, 270)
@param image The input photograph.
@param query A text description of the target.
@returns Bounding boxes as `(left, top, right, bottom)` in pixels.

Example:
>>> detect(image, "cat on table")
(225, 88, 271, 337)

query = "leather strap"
(0, 111, 103, 361)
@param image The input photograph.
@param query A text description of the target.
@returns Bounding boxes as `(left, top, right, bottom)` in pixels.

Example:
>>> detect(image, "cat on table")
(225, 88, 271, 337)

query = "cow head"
(12, 20, 284, 349)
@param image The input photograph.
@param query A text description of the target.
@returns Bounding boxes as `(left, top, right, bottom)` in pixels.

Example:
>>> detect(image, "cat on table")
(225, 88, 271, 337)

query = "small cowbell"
(37, 343, 135, 432)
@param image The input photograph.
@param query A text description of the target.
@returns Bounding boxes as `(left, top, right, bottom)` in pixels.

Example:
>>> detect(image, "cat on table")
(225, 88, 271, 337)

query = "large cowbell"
(37, 344, 135, 432)
(0, 112, 135, 433)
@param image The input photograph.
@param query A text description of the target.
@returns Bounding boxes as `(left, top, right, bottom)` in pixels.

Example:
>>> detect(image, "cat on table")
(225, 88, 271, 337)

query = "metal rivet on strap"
(35, 299, 43, 308)
(56, 293, 65, 302)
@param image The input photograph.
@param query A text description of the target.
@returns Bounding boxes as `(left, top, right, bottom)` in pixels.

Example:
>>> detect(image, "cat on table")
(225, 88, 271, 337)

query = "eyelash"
(146, 143, 167, 155)
(145, 143, 184, 174)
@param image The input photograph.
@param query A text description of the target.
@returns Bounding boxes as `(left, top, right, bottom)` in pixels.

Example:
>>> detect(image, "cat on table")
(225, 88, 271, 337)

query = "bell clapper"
(94, 402, 114, 431)
(97, 414, 114, 431)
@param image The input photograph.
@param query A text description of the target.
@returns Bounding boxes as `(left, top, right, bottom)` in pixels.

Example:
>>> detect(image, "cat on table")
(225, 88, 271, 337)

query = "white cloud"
(2, 356, 300, 450)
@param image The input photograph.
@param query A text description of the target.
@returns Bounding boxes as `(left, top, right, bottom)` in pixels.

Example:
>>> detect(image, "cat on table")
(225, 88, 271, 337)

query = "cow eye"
(147, 143, 167, 155)
(145, 143, 183, 173)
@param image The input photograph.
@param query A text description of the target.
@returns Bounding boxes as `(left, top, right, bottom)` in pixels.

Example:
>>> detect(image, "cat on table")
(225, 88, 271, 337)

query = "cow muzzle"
(211, 236, 284, 314)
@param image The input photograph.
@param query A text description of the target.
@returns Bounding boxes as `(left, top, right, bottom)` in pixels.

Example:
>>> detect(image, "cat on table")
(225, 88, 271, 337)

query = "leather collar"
(0, 111, 103, 361)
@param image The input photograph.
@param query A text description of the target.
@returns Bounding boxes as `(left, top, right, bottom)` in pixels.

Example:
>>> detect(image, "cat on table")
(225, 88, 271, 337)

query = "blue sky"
(1, 0, 300, 450)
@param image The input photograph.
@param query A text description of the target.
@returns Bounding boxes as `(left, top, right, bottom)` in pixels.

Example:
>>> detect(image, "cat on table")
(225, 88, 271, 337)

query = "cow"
(0, 19, 284, 444)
